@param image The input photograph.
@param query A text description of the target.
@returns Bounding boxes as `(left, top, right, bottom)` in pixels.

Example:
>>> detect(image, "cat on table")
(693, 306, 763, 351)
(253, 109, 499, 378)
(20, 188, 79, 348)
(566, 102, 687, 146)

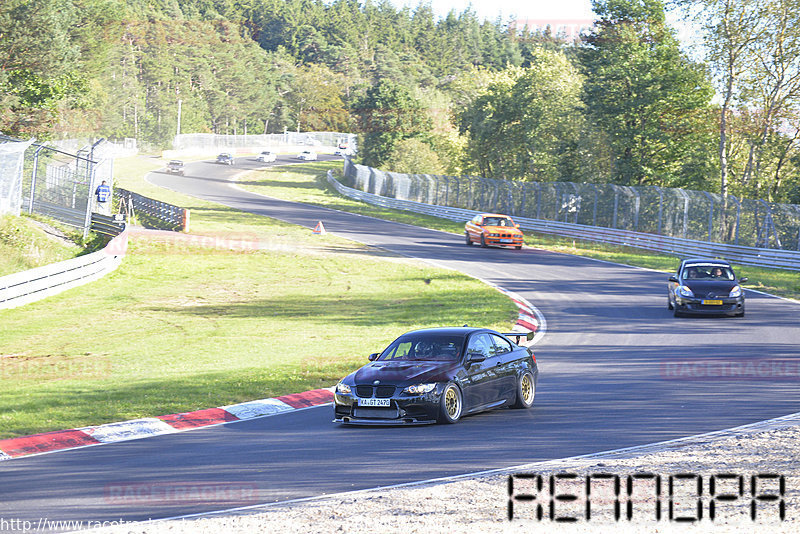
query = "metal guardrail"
(327, 171, 800, 271)
(91, 213, 127, 236)
(0, 226, 128, 309)
(115, 188, 188, 231)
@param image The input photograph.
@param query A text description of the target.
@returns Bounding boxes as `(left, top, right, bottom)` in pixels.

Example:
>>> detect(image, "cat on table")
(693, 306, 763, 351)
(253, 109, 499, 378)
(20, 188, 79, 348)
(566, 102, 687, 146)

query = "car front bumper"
(675, 296, 744, 315)
(483, 236, 523, 247)
(333, 390, 441, 425)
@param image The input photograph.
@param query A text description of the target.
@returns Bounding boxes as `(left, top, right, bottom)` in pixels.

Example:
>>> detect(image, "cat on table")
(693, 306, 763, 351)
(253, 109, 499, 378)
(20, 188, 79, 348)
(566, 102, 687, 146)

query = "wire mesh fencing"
(342, 158, 800, 252)
(1, 136, 114, 238)
(173, 132, 357, 152)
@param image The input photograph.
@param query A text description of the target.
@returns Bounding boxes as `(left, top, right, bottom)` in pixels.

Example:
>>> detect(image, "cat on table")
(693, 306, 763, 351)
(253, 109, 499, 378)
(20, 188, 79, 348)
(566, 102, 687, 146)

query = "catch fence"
(0, 136, 114, 239)
(173, 132, 356, 152)
(342, 159, 800, 252)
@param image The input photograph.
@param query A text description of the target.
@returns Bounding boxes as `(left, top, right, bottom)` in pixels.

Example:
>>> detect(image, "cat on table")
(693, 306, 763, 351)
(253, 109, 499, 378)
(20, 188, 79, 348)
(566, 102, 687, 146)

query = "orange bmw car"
(464, 213, 524, 249)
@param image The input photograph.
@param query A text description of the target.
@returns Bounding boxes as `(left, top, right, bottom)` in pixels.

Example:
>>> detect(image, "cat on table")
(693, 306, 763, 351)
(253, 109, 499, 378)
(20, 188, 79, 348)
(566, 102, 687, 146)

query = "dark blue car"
(333, 327, 538, 425)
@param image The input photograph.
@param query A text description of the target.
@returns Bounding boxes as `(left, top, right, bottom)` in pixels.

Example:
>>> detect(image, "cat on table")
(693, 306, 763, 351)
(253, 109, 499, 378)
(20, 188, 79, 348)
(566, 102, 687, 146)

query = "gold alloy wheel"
(444, 385, 461, 420)
(521, 374, 534, 404)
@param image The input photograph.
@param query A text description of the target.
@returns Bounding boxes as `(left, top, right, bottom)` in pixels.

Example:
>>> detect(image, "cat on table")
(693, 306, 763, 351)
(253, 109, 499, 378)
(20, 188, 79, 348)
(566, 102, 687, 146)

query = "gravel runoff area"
(92, 412, 800, 534)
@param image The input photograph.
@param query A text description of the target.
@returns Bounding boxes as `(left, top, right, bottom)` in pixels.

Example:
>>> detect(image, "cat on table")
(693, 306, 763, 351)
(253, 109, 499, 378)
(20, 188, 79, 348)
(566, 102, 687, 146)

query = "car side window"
(490, 334, 513, 355)
(466, 334, 492, 359)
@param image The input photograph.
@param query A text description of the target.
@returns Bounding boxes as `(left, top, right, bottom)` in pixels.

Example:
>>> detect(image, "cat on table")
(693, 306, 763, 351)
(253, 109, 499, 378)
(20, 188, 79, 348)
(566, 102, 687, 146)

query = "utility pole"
(176, 99, 182, 137)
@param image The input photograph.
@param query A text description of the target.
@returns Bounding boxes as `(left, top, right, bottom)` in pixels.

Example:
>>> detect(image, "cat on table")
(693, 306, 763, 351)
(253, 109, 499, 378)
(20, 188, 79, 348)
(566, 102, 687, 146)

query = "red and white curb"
(0, 291, 539, 462)
(0, 388, 335, 461)
(496, 287, 544, 345)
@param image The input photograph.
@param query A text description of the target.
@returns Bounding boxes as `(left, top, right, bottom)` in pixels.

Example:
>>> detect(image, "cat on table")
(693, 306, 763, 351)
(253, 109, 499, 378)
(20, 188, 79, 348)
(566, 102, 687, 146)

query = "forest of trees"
(2, 0, 800, 204)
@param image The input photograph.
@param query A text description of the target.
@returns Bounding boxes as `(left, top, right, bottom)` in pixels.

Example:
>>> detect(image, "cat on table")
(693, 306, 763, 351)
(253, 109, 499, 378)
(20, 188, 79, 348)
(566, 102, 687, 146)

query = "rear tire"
(514, 245, 522, 250)
(512, 372, 535, 409)
(465, 232, 473, 246)
(438, 383, 463, 424)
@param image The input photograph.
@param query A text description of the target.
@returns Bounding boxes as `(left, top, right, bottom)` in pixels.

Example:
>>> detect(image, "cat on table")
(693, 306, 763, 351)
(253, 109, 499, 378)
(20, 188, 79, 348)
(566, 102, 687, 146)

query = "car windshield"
(482, 217, 513, 227)
(683, 265, 734, 280)
(378, 334, 464, 362)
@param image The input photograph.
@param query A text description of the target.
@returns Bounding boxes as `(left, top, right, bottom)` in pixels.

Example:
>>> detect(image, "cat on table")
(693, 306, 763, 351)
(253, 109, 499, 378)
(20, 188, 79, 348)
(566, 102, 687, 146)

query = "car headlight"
(729, 285, 742, 298)
(489, 233, 500, 237)
(336, 382, 351, 394)
(677, 285, 694, 298)
(403, 383, 437, 395)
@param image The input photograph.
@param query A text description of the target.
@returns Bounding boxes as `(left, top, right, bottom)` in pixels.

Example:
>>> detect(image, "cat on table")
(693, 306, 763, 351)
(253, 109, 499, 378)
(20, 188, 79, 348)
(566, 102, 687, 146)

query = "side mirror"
(739, 277, 748, 283)
(466, 351, 486, 363)
(668, 275, 678, 283)
(515, 224, 520, 228)
(368, 353, 379, 361)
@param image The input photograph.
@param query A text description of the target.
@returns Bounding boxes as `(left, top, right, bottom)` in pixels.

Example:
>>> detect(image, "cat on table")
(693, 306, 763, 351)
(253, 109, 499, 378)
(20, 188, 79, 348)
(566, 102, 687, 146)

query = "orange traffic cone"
(312, 221, 326, 235)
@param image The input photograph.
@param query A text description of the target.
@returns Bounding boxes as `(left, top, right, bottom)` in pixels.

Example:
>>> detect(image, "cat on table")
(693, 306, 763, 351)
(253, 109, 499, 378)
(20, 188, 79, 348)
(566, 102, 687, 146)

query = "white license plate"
(500, 239, 512, 243)
(358, 398, 390, 407)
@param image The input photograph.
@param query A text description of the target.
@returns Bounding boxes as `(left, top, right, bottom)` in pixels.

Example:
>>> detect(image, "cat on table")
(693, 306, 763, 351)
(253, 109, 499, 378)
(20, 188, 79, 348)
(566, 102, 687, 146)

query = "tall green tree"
(580, 0, 715, 186)
(0, 0, 84, 136)
(459, 48, 585, 181)
(354, 79, 431, 168)
(677, 0, 800, 202)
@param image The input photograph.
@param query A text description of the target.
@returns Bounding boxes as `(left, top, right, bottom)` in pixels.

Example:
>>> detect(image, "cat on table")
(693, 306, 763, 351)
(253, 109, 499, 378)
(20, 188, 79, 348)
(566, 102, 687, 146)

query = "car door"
(461, 333, 498, 411)
(489, 334, 519, 401)
(466, 215, 483, 242)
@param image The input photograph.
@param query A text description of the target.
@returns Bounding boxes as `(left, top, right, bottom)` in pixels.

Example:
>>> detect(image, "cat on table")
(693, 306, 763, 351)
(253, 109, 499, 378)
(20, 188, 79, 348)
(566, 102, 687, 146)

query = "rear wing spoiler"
(502, 331, 535, 344)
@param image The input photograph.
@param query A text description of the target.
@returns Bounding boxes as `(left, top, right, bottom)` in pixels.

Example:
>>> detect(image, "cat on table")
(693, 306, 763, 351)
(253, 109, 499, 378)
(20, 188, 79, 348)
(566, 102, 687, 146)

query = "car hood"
(683, 280, 738, 298)
(352, 360, 456, 384)
(483, 225, 521, 234)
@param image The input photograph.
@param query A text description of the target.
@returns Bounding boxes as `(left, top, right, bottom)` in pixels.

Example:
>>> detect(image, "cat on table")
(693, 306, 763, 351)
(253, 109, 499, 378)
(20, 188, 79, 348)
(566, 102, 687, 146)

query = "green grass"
(0, 214, 83, 277)
(237, 163, 800, 302)
(0, 156, 517, 439)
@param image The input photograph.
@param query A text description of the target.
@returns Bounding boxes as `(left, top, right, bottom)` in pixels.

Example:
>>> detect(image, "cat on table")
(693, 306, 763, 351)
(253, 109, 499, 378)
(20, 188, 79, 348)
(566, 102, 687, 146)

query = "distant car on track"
(165, 160, 184, 175)
(257, 150, 277, 163)
(297, 150, 317, 161)
(668, 259, 747, 317)
(465, 213, 524, 249)
(333, 327, 537, 425)
(216, 153, 234, 165)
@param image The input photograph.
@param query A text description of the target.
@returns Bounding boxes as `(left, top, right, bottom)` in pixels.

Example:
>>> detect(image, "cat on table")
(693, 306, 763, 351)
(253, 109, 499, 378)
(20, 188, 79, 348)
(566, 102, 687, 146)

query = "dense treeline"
(2, 0, 800, 203)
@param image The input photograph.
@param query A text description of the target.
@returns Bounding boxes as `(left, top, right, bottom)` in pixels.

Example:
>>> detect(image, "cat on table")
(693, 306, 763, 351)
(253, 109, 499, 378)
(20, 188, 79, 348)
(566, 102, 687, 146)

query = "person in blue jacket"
(95, 180, 111, 214)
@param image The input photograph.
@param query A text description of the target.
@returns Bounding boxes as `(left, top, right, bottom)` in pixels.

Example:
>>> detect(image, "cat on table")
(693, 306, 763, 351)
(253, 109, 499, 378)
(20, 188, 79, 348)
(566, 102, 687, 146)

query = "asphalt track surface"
(2, 155, 800, 530)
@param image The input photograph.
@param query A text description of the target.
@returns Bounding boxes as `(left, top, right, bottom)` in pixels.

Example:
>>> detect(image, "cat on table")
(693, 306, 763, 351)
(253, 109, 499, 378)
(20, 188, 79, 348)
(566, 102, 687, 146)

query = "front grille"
(353, 407, 399, 419)
(376, 386, 395, 398)
(356, 385, 396, 398)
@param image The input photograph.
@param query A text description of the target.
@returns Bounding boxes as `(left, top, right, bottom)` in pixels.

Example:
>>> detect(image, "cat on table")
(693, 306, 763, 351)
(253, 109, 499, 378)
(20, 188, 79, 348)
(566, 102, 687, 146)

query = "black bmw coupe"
(668, 259, 747, 317)
(333, 327, 538, 425)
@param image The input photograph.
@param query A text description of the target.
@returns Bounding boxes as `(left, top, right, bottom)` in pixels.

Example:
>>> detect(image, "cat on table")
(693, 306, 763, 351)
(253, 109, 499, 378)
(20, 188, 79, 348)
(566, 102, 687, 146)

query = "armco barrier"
(0, 226, 128, 309)
(91, 212, 126, 236)
(327, 171, 800, 271)
(116, 188, 188, 232)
